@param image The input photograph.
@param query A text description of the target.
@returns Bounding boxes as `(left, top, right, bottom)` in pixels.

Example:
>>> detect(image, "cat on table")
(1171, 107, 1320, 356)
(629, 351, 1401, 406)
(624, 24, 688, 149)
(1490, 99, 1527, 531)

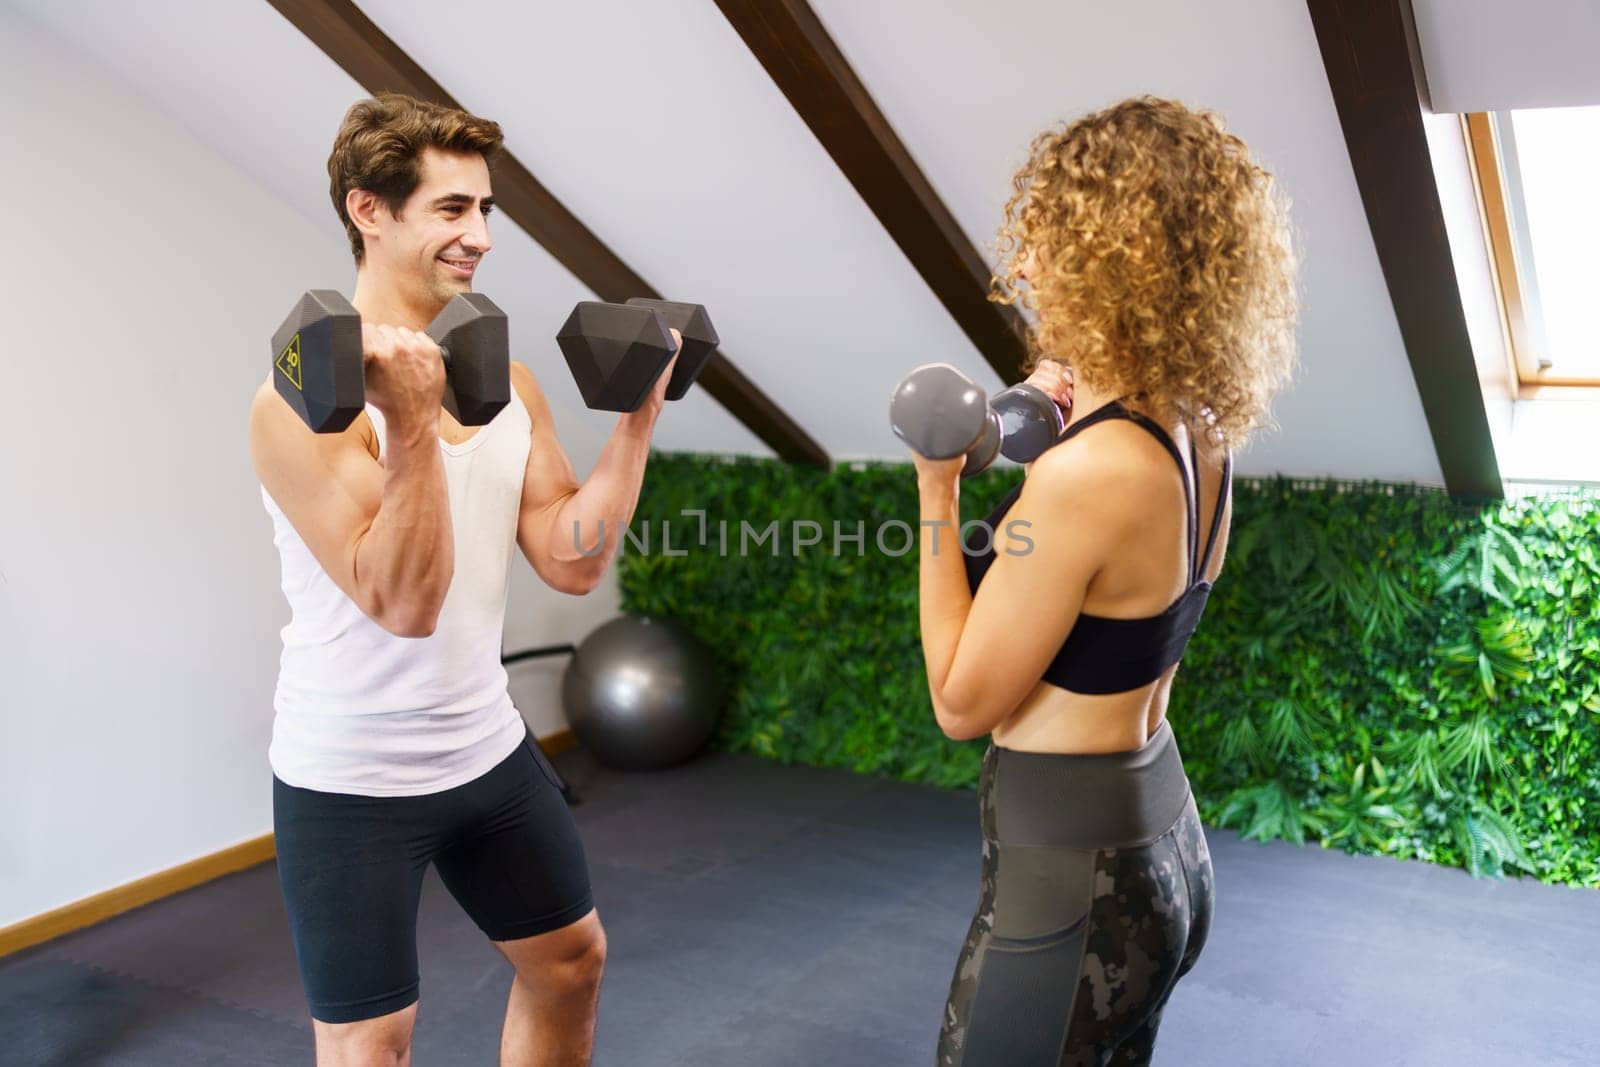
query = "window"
(1465, 108, 1600, 393)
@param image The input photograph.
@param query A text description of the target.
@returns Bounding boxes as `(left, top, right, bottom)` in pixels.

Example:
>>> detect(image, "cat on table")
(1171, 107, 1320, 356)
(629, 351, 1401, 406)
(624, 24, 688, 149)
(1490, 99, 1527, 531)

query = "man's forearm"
(549, 410, 657, 574)
(353, 428, 454, 634)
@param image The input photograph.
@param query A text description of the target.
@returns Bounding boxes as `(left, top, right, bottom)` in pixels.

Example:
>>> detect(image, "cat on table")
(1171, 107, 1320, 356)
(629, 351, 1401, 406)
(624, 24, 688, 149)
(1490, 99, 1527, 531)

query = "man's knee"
(502, 912, 606, 998)
(564, 923, 606, 994)
(312, 1002, 417, 1066)
(545, 916, 606, 997)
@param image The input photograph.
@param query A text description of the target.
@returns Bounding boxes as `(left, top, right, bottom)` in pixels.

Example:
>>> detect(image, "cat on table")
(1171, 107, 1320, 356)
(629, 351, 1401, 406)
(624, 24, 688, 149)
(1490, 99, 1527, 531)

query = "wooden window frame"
(1463, 111, 1600, 397)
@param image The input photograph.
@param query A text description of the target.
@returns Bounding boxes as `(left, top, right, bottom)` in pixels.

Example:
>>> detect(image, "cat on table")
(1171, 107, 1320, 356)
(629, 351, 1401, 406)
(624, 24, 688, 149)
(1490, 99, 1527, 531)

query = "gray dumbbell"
(889, 363, 1065, 477)
(993, 381, 1066, 463)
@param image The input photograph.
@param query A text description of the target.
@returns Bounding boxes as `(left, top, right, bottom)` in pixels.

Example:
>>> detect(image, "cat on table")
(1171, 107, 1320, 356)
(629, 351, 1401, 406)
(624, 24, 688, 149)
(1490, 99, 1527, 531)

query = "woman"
(910, 97, 1298, 1065)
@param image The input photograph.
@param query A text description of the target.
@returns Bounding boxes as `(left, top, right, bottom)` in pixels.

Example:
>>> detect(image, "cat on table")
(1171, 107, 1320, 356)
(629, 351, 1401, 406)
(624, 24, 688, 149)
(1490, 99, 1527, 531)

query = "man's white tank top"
(260, 391, 532, 796)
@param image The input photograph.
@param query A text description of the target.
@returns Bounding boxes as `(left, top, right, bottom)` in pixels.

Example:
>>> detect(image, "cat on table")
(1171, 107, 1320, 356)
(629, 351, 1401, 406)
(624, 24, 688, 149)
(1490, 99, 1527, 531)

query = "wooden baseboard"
(0, 833, 277, 960)
(539, 728, 578, 757)
(0, 730, 576, 959)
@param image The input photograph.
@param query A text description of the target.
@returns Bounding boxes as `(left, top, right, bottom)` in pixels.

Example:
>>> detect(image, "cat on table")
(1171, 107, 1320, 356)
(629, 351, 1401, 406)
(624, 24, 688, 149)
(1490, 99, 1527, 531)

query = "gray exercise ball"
(561, 614, 725, 771)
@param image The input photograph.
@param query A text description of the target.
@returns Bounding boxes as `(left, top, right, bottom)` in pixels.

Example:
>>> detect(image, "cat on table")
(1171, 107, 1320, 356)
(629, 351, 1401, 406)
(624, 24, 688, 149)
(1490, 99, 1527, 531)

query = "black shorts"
(272, 731, 593, 1024)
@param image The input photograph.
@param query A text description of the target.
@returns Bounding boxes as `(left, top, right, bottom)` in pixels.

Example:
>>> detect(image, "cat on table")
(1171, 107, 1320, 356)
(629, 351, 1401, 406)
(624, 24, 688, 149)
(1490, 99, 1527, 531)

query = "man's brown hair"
(327, 92, 505, 263)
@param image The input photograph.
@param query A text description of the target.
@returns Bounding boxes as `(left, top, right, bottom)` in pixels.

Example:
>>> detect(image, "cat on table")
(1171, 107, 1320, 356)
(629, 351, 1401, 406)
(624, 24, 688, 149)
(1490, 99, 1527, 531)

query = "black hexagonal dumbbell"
(270, 291, 364, 433)
(425, 293, 511, 426)
(270, 290, 510, 433)
(554, 299, 719, 413)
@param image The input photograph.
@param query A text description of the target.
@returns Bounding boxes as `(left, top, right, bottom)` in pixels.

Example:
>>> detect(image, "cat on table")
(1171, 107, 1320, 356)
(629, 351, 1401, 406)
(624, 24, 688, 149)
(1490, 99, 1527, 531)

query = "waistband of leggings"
(988, 719, 1192, 849)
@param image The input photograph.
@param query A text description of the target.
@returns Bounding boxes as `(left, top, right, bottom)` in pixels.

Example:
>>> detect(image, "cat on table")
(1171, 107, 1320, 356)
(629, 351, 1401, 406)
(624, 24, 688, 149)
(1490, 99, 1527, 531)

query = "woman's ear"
(1018, 247, 1039, 283)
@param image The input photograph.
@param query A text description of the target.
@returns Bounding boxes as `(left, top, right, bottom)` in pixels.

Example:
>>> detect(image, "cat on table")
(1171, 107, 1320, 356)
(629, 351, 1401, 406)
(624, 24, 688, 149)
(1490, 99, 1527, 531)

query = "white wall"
(0, 5, 617, 927)
(1413, 0, 1600, 113)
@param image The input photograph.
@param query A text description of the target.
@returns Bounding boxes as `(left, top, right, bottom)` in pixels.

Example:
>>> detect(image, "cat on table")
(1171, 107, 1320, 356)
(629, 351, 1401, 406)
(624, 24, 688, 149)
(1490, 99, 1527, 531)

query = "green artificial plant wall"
(617, 454, 1600, 887)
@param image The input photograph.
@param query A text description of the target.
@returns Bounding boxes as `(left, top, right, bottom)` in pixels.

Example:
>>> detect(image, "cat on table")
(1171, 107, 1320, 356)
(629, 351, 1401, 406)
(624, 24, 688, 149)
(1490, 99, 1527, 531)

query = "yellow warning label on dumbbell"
(276, 335, 303, 391)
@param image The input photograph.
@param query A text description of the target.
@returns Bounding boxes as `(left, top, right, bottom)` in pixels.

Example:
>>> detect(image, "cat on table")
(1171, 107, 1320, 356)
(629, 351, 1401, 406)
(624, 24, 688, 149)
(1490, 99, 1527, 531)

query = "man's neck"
(351, 266, 439, 331)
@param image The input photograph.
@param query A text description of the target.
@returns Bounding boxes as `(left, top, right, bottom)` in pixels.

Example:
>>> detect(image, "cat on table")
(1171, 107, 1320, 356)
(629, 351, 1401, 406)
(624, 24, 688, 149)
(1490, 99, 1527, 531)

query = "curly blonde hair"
(991, 96, 1299, 448)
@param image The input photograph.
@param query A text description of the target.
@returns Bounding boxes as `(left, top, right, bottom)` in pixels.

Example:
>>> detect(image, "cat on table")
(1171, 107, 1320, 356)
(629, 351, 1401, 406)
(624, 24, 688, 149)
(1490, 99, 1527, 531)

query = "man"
(249, 92, 673, 1066)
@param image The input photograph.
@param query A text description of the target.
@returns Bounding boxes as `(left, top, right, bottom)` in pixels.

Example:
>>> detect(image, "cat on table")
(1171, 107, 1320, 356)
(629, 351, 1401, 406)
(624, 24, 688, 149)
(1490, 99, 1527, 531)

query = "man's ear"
(347, 188, 388, 245)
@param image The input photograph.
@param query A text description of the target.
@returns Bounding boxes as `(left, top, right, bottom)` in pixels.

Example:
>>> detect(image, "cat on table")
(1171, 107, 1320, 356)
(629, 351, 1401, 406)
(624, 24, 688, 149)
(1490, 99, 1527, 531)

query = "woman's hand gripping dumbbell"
(889, 362, 1073, 476)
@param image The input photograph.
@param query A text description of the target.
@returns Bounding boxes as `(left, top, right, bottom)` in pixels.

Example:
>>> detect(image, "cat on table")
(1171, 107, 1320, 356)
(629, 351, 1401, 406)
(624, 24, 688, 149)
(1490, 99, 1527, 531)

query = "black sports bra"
(962, 400, 1232, 695)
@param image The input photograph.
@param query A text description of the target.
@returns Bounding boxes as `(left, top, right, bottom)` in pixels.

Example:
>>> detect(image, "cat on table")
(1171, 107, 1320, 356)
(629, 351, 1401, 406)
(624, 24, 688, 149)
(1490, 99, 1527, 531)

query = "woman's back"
(991, 407, 1233, 755)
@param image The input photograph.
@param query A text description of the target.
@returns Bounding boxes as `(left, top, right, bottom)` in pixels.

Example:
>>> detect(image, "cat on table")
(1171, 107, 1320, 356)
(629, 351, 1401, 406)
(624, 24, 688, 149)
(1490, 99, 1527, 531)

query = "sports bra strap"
(1187, 437, 1202, 580)
(1048, 399, 1202, 583)
(1116, 406, 1198, 584)
(1196, 451, 1233, 578)
(1053, 398, 1136, 444)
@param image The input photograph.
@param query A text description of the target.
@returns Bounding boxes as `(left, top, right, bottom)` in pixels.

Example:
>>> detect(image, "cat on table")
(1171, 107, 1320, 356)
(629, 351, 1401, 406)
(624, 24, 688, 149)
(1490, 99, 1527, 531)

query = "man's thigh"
(273, 777, 434, 1024)
(432, 736, 594, 944)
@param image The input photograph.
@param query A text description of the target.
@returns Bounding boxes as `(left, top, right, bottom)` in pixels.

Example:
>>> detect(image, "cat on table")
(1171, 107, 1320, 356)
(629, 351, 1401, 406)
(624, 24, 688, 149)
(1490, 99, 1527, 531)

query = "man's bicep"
(250, 384, 383, 609)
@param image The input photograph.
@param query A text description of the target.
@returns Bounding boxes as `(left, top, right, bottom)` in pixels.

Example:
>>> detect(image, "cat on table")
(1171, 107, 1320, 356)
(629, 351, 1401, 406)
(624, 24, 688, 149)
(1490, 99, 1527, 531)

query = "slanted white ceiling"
(358, 0, 994, 464)
(806, 0, 1442, 483)
(5, 0, 761, 461)
(1412, 0, 1600, 113)
(13, 0, 1449, 482)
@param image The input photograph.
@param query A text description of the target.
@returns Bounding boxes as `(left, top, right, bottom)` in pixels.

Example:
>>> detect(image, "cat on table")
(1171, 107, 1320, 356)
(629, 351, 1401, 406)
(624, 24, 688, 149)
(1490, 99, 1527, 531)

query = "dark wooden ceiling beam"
(266, 0, 829, 465)
(714, 0, 1031, 384)
(1306, 0, 1502, 497)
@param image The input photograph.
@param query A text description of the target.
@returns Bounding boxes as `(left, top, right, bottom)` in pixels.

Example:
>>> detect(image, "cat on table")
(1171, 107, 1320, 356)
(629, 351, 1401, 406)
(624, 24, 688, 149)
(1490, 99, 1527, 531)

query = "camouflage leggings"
(937, 741, 1214, 1066)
